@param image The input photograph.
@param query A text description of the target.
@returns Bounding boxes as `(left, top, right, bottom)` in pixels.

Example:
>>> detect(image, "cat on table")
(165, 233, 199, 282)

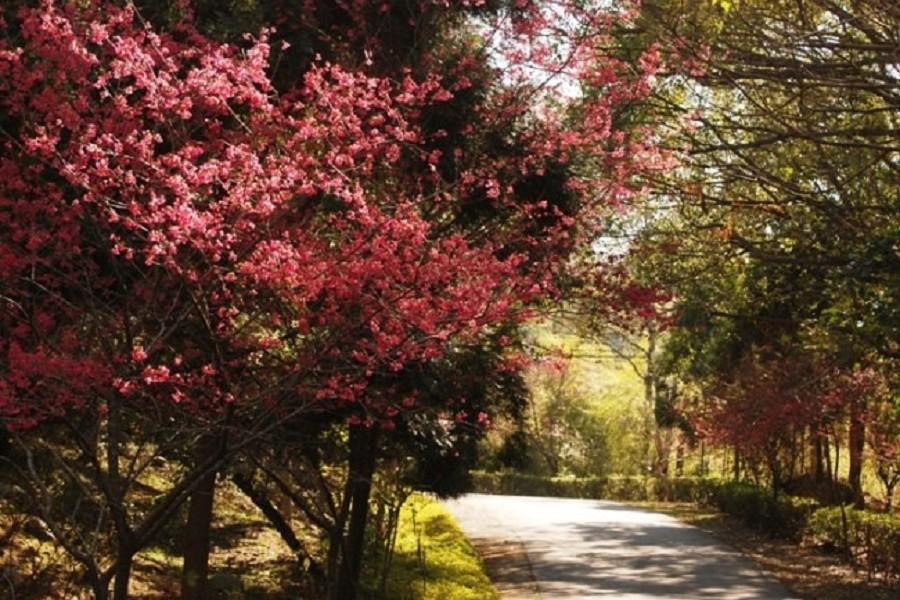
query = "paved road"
(443, 494, 795, 599)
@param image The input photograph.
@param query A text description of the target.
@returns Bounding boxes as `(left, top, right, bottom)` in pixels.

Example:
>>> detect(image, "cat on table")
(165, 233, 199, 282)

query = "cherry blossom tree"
(867, 392, 900, 512)
(0, 1, 666, 597)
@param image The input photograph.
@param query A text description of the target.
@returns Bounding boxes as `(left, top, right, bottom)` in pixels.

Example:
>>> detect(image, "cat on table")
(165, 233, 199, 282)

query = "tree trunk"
(325, 477, 354, 593)
(813, 431, 824, 483)
(91, 575, 109, 600)
(698, 440, 706, 477)
(332, 426, 379, 600)
(654, 428, 670, 477)
(181, 437, 220, 600)
(833, 436, 841, 485)
(112, 555, 133, 600)
(675, 440, 685, 477)
(107, 393, 135, 600)
(232, 472, 304, 556)
(878, 468, 897, 513)
(848, 399, 866, 508)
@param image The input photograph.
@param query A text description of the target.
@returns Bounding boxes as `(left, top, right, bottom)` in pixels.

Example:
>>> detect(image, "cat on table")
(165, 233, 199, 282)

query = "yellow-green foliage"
(526, 322, 648, 475)
(377, 494, 498, 600)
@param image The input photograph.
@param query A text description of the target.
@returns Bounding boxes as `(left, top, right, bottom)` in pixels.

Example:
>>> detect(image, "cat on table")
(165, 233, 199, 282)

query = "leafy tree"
(0, 1, 666, 597)
(594, 0, 900, 500)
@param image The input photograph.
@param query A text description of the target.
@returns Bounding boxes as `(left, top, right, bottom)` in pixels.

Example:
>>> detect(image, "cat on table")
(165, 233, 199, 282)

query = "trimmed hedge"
(468, 471, 711, 502)
(809, 506, 900, 580)
(469, 472, 818, 540)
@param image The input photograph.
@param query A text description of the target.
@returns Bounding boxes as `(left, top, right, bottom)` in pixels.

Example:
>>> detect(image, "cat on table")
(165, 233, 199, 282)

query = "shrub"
(809, 506, 900, 580)
(652, 477, 714, 502)
(468, 472, 606, 498)
(468, 472, 711, 503)
(702, 480, 820, 541)
(469, 473, 819, 540)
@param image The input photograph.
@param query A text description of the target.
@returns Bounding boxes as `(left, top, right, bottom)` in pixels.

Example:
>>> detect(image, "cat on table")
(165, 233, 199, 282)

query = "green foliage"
(623, 0, 900, 377)
(704, 481, 820, 542)
(483, 321, 649, 477)
(809, 506, 900, 580)
(468, 471, 713, 502)
(365, 494, 498, 600)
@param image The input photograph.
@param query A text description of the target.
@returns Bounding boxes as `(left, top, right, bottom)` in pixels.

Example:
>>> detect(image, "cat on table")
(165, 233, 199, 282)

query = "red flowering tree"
(867, 392, 900, 512)
(693, 352, 839, 491)
(0, 1, 666, 597)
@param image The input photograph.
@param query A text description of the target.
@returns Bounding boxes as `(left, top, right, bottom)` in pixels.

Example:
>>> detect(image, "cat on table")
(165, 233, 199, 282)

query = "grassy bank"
(370, 494, 498, 600)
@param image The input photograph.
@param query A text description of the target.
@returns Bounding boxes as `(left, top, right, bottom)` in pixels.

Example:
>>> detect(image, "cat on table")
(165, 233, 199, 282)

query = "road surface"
(442, 494, 795, 599)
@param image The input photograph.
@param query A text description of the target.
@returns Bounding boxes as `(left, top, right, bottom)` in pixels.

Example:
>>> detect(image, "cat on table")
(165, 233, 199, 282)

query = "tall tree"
(0, 1, 666, 597)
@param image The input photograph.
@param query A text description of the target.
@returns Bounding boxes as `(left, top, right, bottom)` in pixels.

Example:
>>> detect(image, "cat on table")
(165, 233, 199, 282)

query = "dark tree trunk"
(823, 436, 836, 501)
(675, 440, 685, 477)
(181, 437, 220, 600)
(332, 426, 379, 600)
(107, 393, 135, 600)
(232, 472, 303, 556)
(883, 474, 896, 513)
(813, 431, 824, 483)
(91, 576, 109, 600)
(113, 555, 133, 600)
(848, 399, 866, 508)
(833, 436, 841, 485)
(698, 440, 706, 477)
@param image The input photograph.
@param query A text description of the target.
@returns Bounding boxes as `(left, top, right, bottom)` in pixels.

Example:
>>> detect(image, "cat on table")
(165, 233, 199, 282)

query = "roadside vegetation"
(365, 494, 498, 600)
(0, 0, 896, 598)
(634, 501, 898, 600)
(475, 0, 900, 583)
(1, 485, 495, 599)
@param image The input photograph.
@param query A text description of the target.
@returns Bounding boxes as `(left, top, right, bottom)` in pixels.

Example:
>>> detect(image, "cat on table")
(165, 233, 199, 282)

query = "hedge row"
(809, 506, 900, 581)
(469, 471, 900, 578)
(468, 472, 815, 538)
(467, 471, 712, 502)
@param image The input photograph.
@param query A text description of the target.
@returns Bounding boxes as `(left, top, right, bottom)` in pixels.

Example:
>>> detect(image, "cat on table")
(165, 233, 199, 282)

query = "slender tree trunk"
(325, 477, 354, 594)
(332, 426, 379, 600)
(91, 574, 109, 600)
(181, 437, 220, 600)
(654, 429, 670, 477)
(823, 436, 836, 501)
(107, 394, 135, 600)
(113, 555, 133, 600)
(833, 436, 841, 486)
(643, 327, 668, 477)
(813, 431, 824, 483)
(698, 440, 706, 477)
(848, 398, 866, 508)
(675, 440, 685, 477)
(799, 428, 806, 477)
(232, 472, 305, 557)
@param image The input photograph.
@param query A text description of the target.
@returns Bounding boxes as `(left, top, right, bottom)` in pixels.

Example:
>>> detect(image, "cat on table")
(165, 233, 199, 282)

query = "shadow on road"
(444, 495, 794, 599)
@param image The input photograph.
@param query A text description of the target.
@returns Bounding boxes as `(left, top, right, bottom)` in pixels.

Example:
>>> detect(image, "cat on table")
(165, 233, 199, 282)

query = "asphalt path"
(443, 494, 796, 599)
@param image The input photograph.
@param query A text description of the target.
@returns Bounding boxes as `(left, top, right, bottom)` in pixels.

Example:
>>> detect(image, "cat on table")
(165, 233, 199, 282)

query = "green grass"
(373, 494, 498, 600)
